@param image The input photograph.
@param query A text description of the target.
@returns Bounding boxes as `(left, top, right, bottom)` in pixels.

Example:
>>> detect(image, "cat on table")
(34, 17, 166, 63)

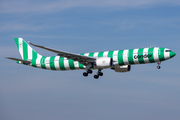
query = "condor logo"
(134, 54, 152, 59)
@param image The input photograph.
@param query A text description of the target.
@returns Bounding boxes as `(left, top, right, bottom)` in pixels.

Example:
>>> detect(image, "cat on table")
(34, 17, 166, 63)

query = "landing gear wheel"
(87, 69, 93, 74)
(98, 72, 103, 76)
(94, 75, 99, 79)
(83, 72, 88, 77)
(157, 66, 161, 69)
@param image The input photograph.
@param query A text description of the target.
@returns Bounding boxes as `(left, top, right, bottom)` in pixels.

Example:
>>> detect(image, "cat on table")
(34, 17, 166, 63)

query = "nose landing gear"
(157, 62, 161, 69)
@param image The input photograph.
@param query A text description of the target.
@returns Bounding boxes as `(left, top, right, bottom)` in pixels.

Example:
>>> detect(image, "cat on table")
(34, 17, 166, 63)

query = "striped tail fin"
(14, 38, 42, 60)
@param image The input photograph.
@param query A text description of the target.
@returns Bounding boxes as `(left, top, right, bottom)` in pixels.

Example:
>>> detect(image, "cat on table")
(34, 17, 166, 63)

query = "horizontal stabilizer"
(6, 57, 31, 64)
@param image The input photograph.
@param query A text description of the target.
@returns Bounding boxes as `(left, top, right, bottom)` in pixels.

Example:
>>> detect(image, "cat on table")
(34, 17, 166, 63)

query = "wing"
(28, 42, 96, 65)
(6, 57, 31, 64)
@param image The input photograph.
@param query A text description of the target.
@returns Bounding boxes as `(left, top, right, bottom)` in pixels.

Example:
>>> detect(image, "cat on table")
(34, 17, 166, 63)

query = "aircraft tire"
(87, 69, 93, 74)
(157, 66, 161, 69)
(98, 72, 103, 76)
(94, 75, 99, 79)
(83, 72, 88, 77)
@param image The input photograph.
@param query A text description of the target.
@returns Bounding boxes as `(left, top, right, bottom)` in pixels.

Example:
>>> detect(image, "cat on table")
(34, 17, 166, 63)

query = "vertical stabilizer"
(14, 38, 42, 60)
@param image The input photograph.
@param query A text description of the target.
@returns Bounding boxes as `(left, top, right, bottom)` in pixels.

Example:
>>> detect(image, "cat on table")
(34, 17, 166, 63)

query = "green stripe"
(108, 51, 114, 58)
(98, 52, 104, 58)
(158, 48, 165, 61)
(78, 53, 84, 68)
(40, 57, 46, 69)
(50, 56, 56, 70)
(170, 51, 174, 58)
(32, 50, 38, 67)
(32, 50, 37, 60)
(80, 53, 85, 56)
(118, 50, 124, 65)
(89, 53, 94, 57)
(23, 40, 28, 60)
(79, 63, 84, 69)
(59, 57, 66, 70)
(31, 59, 37, 67)
(14, 38, 19, 50)
(69, 60, 76, 70)
(148, 47, 155, 63)
(138, 48, 145, 64)
(128, 49, 135, 64)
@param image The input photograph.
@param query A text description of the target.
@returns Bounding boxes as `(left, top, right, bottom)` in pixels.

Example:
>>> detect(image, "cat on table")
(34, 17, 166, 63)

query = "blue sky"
(0, 0, 180, 120)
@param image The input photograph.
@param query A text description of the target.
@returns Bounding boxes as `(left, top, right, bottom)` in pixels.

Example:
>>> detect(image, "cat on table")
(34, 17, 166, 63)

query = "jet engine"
(112, 65, 131, 72)
(95, 57, 113, 68)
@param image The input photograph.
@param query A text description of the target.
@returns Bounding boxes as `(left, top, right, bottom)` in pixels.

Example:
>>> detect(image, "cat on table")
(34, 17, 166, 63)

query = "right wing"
(28, 41, 96, 65)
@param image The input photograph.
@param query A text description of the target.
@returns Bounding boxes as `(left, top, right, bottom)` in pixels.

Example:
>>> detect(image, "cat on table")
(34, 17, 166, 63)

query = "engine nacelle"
(113, 65, 131, 72)
(95, 57, 113, 68)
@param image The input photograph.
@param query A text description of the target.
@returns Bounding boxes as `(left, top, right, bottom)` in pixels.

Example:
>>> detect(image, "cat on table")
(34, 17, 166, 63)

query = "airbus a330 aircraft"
(6, 38, 176, 79)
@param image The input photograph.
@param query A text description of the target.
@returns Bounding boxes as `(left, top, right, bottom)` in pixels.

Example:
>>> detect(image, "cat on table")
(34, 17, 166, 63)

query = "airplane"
(6, 38, 176, 79)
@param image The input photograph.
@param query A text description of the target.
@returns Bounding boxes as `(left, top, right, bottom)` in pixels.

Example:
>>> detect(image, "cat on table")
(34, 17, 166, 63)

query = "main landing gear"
(157, 62, 161, 69)
(83, 69, 93, 77)
(83, 69, 103, 79)
(94, 69, 103, 79)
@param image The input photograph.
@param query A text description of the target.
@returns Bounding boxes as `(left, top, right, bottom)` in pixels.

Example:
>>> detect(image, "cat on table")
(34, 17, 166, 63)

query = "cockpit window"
(165, 50, 171, 52)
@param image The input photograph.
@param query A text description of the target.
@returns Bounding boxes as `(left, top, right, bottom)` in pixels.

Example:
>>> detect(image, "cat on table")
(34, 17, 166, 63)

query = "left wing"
(28, 42, 96, 65)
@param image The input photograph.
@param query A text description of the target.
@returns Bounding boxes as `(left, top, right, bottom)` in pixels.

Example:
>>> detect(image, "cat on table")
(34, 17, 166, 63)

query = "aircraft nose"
(170, 51, 176, 58)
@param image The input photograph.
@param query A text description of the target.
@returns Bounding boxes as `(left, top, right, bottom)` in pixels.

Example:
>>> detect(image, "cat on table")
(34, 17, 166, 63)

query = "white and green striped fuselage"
(14, 38, 176, 71)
